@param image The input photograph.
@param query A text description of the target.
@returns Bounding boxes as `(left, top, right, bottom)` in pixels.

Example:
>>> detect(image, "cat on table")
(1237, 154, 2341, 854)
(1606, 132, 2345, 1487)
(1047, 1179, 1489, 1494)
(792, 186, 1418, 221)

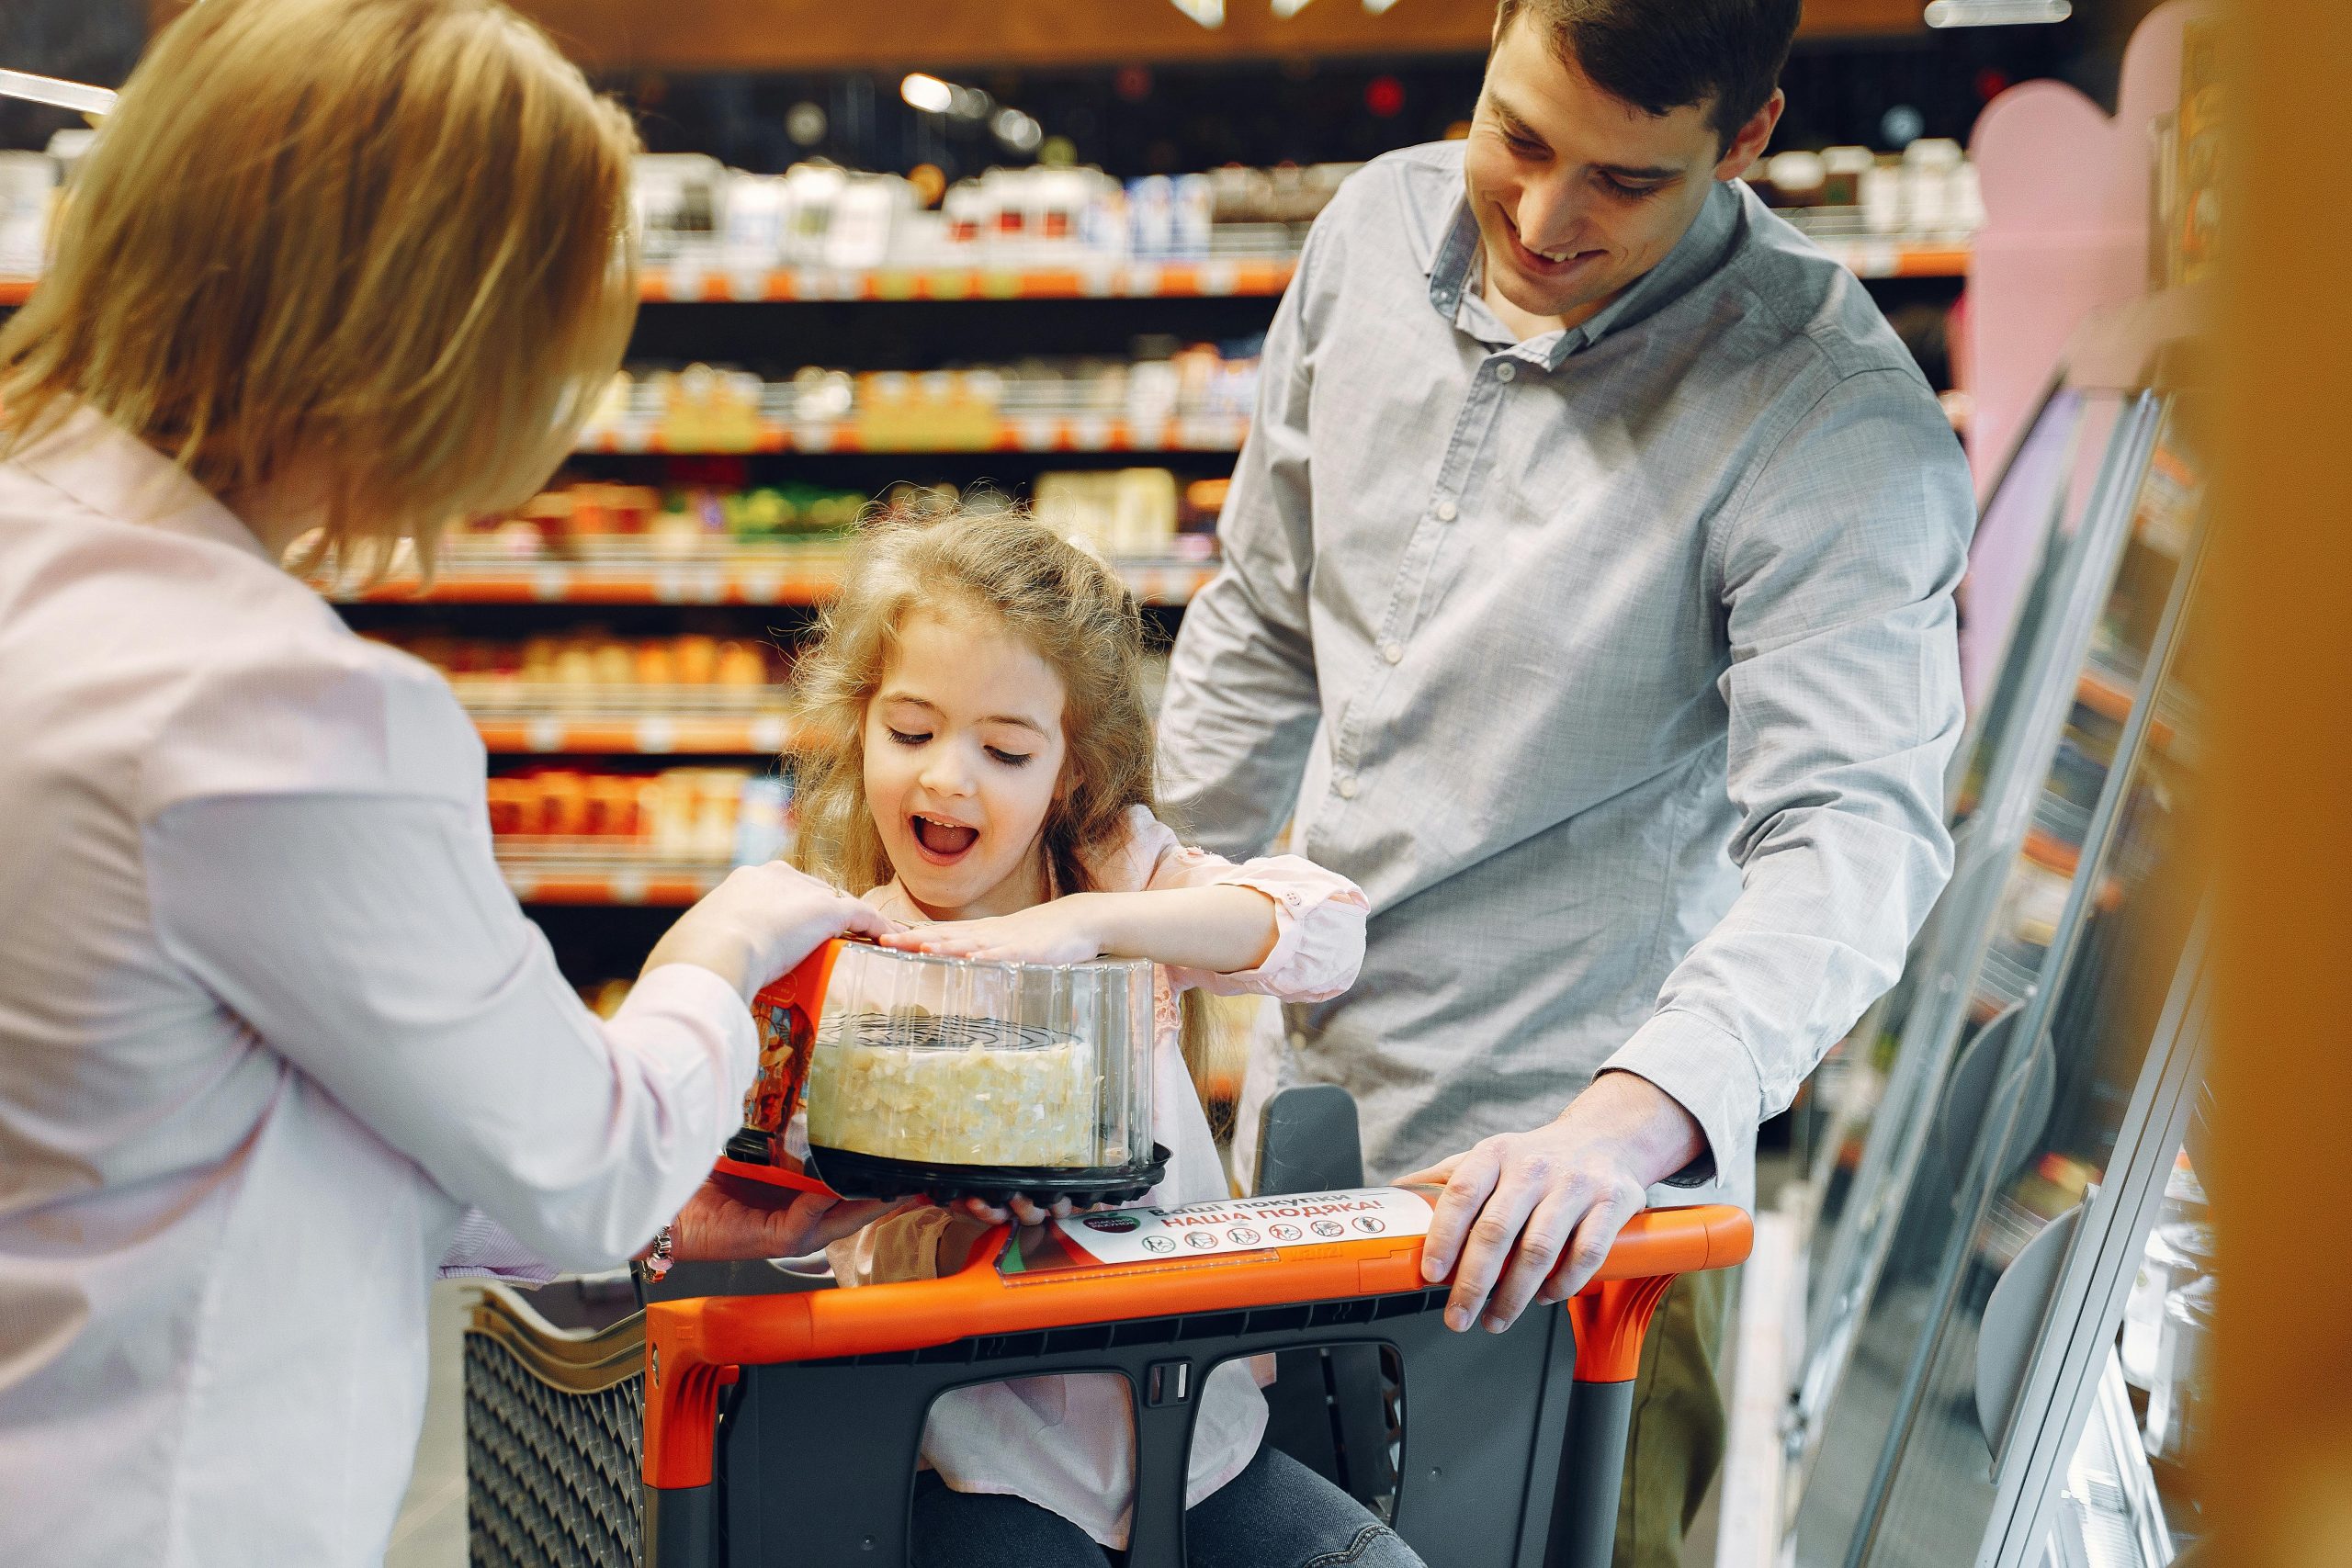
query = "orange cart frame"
(641, 1200, 1750, 1568)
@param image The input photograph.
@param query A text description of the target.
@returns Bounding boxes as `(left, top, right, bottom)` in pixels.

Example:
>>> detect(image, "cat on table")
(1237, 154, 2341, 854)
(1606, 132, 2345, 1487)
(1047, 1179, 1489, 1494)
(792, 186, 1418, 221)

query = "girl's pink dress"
(828, 804, 1368, 1549)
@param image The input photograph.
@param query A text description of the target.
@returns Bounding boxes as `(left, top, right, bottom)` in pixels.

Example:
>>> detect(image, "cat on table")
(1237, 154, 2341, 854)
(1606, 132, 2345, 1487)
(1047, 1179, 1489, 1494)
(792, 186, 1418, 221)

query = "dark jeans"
(910, 1442, 1426, 1568)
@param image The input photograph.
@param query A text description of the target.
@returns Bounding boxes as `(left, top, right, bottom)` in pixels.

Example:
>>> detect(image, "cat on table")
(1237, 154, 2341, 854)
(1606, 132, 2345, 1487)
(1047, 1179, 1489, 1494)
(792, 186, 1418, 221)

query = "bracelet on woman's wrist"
(637, 1224, 675, 1282)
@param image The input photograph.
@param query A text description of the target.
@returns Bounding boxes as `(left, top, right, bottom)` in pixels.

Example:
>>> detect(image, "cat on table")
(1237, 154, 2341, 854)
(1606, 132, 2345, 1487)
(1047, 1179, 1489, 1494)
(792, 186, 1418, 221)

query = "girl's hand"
(877, 894, 1108, 966)
(951, 1193, 1079, 1227)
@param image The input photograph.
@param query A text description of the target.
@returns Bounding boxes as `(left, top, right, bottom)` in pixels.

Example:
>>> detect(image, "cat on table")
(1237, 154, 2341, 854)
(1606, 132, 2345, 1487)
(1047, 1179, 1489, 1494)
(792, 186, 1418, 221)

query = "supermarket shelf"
(2023, 827, 2085, 880)
(637, 257, 1297, 303)
(470, 714, 795, 754)
(0, 242, 1965, 318)
(577, 412, 1249, 457)
(497, 846, 733, 906)
(2076, 664, 2194, 761)
(2019, 829, 2127, 914)
(1809, 238, 1972, 279)
(340, 552, 1218, 607)
(2075, 666, 2138, 726)
(2049, 1350, 2176, 1566)
(451, 682, 794, 757)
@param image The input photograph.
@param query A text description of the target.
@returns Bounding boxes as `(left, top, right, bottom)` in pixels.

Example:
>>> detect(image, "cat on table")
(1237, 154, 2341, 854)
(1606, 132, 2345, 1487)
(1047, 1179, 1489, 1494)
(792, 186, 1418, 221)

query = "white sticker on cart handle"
(1046, 1187, 1434, 1269)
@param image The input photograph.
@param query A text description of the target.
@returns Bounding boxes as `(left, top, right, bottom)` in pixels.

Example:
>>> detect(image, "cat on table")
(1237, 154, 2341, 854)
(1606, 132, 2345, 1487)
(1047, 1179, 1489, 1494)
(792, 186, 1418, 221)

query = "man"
(1156, 1, 1972, 1561)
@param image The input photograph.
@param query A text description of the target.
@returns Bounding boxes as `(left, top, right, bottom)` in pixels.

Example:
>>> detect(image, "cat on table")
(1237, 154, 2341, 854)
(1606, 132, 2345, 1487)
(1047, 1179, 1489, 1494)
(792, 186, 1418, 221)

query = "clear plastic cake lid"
(741, 941, 1164, 1204)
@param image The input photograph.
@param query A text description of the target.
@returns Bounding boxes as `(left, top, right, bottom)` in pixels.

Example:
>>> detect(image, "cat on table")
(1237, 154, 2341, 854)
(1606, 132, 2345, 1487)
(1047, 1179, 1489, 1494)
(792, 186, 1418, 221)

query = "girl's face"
(863, 606, 1070, 920)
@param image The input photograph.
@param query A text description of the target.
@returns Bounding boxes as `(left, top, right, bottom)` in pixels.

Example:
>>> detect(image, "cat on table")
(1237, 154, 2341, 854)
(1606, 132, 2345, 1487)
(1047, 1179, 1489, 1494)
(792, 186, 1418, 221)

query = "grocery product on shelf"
(366, 475, 1215, 603)
(575, 340, 1261, 455)
(373, 630, 793, 749)
(501, 478, 866, 554)
(1035, 468, 1182, 558)
(487, 765, 781, 863)
(382, 630, 788, 693)
(637, 155, 1351, 279)
(0, 151, 56, 279)
(1747, 141, 1984, 238)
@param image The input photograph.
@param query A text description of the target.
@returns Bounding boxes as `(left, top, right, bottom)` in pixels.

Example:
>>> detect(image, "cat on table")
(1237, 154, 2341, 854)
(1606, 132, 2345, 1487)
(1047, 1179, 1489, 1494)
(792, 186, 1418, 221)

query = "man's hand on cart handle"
(649, 1177, 916, 1264)
(1398, 1071, 1707, 1334)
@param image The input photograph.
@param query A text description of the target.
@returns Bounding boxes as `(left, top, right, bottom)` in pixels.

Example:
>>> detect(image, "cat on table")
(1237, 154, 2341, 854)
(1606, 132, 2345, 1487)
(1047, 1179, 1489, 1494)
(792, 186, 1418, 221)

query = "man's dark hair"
(1493, 0, 1802, 150)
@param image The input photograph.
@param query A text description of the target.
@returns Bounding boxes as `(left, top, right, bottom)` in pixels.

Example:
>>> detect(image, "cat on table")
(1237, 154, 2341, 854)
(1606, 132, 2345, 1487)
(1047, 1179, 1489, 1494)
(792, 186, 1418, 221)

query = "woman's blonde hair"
(0, 0, 639, 581)
(791, 500, 1229, 1127)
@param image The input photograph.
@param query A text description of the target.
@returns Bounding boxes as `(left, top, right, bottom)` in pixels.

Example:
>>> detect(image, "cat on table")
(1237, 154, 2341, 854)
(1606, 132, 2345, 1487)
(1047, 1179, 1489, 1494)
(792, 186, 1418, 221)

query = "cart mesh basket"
(464, 1282, 647, 1568)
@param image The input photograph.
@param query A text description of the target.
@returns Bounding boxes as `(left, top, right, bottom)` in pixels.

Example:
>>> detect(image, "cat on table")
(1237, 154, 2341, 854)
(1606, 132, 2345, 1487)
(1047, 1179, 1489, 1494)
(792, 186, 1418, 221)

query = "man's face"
(1463, 13, 1779, 326)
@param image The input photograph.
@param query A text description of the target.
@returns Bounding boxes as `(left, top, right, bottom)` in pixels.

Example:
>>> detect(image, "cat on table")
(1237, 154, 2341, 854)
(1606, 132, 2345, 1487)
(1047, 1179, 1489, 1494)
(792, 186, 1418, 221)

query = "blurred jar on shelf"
(2120, 1152, 2212, 1389)
(2144, 1271, 2215, 1467)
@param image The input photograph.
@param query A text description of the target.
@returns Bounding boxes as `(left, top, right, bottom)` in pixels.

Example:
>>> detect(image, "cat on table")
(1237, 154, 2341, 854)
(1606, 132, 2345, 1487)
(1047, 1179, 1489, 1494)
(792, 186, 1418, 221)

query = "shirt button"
(1495, 362, 1518, 382)
(1435, 499, 1459, 523)
(1381, 642, 1404, 665)
(1336, 777, 1359, 800)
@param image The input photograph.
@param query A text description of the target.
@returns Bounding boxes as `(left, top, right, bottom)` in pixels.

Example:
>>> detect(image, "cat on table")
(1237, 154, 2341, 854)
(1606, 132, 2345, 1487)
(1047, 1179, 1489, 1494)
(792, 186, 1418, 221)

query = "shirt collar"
(1428, 177, 1746, 368)
(6, 402, 274, 564)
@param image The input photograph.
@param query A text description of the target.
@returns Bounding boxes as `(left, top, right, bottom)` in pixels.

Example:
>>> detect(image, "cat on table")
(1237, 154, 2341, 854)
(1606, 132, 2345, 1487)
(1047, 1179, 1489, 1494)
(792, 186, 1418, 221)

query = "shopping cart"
(465, 1089, 1750, 1568)
(641, 1211, 1745, 1566)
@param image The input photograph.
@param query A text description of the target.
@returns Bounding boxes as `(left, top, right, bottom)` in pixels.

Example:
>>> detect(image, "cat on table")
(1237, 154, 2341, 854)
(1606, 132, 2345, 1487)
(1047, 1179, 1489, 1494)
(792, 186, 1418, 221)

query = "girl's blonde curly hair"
(788, 500, 1227, 1127)
(790, 502, 1154, 901)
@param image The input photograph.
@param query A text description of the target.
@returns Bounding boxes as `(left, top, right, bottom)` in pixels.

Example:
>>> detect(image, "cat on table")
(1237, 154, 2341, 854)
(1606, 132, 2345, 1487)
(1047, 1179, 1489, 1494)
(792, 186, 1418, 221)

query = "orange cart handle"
(644, 1201, 1749, 1489)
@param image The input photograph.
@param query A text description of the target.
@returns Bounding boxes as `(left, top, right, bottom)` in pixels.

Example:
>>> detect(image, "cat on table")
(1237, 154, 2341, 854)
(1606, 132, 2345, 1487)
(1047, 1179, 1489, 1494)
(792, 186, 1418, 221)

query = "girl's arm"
(881, 807, 1368, 999)
(883, 885, 1279, 972)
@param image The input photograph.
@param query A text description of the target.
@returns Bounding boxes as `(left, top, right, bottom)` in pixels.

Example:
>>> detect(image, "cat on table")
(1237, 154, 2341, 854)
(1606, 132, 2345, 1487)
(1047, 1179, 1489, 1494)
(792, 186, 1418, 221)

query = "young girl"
(791, 505, 1419, 1568)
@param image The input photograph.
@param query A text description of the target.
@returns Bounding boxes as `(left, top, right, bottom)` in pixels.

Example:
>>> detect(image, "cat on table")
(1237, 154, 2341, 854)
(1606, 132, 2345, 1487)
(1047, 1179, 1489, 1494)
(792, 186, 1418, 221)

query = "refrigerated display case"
(1793, 378, 2154, 1465)
(1784, 321, 2210, 1565)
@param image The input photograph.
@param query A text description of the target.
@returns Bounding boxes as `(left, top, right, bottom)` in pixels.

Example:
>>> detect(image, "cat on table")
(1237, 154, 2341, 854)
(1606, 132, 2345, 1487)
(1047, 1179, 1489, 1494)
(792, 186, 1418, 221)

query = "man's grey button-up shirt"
(1158, 141, 1974, 1217)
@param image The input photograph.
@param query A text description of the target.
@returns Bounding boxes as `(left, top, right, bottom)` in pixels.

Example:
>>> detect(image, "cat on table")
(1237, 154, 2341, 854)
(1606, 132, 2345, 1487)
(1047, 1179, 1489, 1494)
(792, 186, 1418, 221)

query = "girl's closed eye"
(887, 727, 929, 747)
(986, 746, 1033, 768)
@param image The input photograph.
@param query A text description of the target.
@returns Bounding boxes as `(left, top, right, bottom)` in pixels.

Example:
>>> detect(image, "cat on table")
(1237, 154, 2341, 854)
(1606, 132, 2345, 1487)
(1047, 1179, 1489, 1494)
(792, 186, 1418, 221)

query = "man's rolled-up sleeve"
(1603, 367, 1973, 1195)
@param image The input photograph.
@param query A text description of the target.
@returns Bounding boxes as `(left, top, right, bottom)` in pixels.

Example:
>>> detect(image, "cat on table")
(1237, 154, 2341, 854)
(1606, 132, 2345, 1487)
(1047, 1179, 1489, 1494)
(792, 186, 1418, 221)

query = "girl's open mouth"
(911, 813, 979, 863)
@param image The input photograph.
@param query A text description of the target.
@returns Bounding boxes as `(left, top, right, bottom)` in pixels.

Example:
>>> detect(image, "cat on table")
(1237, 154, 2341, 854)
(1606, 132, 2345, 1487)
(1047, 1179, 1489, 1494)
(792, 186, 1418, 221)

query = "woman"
(0, 2, 892, 1561)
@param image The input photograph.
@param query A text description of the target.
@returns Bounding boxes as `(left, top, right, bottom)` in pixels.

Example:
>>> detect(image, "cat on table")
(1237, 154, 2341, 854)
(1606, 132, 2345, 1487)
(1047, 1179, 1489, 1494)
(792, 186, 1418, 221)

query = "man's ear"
(1715, 88, 1785, 181)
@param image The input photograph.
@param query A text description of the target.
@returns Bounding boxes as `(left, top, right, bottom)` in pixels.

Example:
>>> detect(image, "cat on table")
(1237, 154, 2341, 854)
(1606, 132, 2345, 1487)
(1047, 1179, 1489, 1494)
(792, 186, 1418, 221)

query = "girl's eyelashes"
(880, 723, 1027, 765)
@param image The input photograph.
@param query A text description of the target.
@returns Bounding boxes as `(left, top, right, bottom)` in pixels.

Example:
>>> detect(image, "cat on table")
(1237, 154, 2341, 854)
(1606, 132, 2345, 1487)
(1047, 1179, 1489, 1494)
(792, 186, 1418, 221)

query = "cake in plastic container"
(758, 942, 1164, 1204)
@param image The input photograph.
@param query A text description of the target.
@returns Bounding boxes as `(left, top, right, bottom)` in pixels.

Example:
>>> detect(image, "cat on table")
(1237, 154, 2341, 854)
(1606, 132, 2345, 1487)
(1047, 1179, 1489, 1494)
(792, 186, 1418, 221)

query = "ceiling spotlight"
(1363, 0, 1404, 11)
(1923, 0, 2070, 24)
(899, 73, 954, 114)
(786, 101, 828, 146)
(1170, 0, 1226, 26)
(1272, 0, 1315, 16)
(992, 107, 1045, 154)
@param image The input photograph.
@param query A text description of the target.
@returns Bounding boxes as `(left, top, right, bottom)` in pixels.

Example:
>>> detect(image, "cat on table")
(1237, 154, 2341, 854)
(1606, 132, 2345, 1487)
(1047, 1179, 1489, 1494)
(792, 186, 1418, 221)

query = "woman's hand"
(659, 1177, 913, 1263)
(644, 861, 898, 1000)
(878, 894, 1109, 966)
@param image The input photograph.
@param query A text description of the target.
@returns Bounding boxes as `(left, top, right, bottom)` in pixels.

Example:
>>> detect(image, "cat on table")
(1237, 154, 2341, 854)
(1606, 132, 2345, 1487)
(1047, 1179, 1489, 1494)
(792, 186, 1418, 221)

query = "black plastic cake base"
(805, 1144, 1172, 1209)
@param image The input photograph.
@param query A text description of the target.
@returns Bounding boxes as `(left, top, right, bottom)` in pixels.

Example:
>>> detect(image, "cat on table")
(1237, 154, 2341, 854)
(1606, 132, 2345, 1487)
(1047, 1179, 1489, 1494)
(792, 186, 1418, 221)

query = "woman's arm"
(144, 793, 885, 1272)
